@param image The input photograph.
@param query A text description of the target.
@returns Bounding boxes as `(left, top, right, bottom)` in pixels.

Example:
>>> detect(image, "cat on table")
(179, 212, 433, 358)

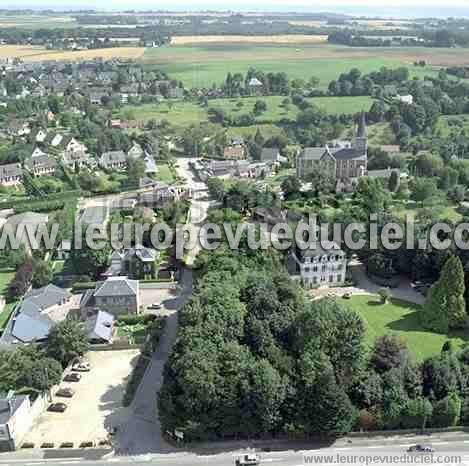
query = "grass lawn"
(118, 95, 374, 129)
(117, 323, 147, 345)
(0, 268, 14, 295)
(0, 301, 18, 332)
(155, 163, 176, 184)
(142, 43, 446, 89)
(343, 295, 468, 362)
(392, 202, 463, 223)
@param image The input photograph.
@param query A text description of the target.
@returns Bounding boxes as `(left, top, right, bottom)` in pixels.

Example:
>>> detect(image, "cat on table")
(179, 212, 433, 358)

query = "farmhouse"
(0, 163, 22, 187)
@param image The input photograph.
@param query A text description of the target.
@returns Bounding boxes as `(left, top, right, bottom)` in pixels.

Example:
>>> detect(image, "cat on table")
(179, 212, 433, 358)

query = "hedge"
(116, 314, 156, 326)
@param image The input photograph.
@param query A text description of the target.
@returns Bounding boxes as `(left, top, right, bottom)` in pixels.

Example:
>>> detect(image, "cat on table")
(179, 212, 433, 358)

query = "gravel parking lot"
(24, 349, 140, 447)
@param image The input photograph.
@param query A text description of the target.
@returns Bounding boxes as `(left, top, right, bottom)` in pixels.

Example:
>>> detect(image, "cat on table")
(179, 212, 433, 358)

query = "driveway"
(310, 260, 425, 305)
(114, 268, 193, 455)
(24, 350, 140, 448)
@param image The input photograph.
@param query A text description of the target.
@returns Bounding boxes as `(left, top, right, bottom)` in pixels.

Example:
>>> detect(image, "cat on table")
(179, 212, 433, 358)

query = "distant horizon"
(0, 3, 469, 19)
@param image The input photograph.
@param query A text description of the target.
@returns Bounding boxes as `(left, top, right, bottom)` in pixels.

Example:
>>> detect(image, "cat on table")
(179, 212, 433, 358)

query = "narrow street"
(114, 157, 207, 454)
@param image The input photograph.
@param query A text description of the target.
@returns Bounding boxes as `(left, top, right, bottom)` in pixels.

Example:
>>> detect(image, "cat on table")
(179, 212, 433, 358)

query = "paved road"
(3, 435, 469, 466)
(174, 157, 212, 267)
(113, 269, 193, 455)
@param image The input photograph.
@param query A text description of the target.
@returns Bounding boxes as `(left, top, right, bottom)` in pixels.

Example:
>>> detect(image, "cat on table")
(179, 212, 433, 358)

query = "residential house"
(62, 137, 87, 154)
(86, 310, 114, 344)
(24, 154, 57, 177)
(247, 77, 264, 95)
(35, 129, 47, 143)
(61, 150, 93, 170)
(395, 94, 413, 105)
(7, 121, 30, 137)
(0, 163, 22, 187)
(143, 152, 157, 175)
(122, 246, 158, 280)
(6, 285, 73, 344)
(138, 182, 178, 207)
(99, 151, 127, 171)
(50, 133, 63, 147)
(296, 113, 368, 188)
(223, 146, 246, 160)
(287, 241, 347, 288)
(127, 143, 144, 159)
(80, 276, 140, 316)
(260, 147, 282, 163)
(0, 393, 32, 452)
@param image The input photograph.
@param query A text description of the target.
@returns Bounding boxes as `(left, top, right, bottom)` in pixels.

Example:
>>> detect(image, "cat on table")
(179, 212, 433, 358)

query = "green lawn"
(142, 43, 444, 89)
(0, 269, 14, 295)
(117, 323, 147, 345)
(392, 202, 463, 223)
(155, 163, 176, 184)
(343, 295, 468, 362)
(0, 301, 18, 332)
(118, 95, 374, 129)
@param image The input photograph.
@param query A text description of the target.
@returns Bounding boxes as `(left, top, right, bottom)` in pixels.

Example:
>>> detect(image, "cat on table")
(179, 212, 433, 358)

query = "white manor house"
(288, 241, 347, 288)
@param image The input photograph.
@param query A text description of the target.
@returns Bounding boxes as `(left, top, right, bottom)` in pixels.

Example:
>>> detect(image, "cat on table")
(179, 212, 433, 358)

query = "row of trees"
(157, 214, 469, 440)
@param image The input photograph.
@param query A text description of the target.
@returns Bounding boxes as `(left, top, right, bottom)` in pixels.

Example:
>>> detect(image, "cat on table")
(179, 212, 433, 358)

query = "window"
(329, 275, 334, 283)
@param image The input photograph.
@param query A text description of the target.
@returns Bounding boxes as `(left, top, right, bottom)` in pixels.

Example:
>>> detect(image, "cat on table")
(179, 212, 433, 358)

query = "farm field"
(344, 295, 467, 362)
(117, 95, 374, 127)
(0, 14, 76, 28)
(171, 35, 328, 45)
(0, 45, 145, 61)
(141, 43, 462, 88)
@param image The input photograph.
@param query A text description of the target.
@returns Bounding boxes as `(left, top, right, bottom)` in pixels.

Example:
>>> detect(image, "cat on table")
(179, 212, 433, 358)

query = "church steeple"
(357, 111, 367, 138)
(353, 111, 367, 155)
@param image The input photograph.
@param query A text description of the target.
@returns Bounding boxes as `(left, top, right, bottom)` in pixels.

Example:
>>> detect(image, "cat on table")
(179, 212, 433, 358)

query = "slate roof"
(86, 310, 114, 342)
(94, 276, 138, 297)
(24, 154, 57, 171)
(299, 241, 344, 259)
(123, 246, 158, 263)
(0, 395, 29, 425)
(99, 150, 127, 165)
(260, 148, 280, 162)
(11, 284, 71, 343)
(332, 148, 367, 161)
(0, 163, 22, 179)
(301, 147, 328, 161)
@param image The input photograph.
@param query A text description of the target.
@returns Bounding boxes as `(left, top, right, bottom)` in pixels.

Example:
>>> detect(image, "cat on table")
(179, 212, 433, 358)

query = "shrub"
(41, 442, 55, 449)
(60, 442, 74, 448)
(21, 442, 35, 449)
(79, 441, 94, 448)
(116, 314, 156, 326)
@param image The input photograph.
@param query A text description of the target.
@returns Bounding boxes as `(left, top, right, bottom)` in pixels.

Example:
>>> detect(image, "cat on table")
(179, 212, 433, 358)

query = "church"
(296, 112, 368, 191)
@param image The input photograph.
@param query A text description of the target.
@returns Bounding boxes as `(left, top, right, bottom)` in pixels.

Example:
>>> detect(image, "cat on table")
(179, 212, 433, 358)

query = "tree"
(70, 232, 110, 277)
(432, 392, 461, 427)
(370, 335, 409, 373)
(388, 170, 400, 193)
(127, 157, 146, 188)
(401, 397, 433, 429)
(422, 254, 466, 333)
(207, 177, 227, 202)
(378, 288, 391, 304)
(281, 175, 301, 200)
(32, 259, 53, 289)
(254, 100, 267, 115)
(47, 320, 89, 367)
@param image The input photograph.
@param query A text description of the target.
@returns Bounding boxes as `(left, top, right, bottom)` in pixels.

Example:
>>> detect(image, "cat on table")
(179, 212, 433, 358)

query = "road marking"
(334, 447, 353, 451)
(433, 441, 450, 445)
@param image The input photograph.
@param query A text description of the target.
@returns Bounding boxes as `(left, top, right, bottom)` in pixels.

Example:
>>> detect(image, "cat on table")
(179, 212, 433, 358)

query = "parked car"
(407, 444, 434, 453)
(343, 292, 353, 299)
(148, 303, 162, 310)
(235, 454, 260, 466)
(64, 373, 81, 382)
(72, 362, 91, 372)
(56, 388, 75, 398)
(48, 402, 67, 413)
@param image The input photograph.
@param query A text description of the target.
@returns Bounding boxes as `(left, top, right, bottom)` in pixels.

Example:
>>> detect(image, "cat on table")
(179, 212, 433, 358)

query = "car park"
(72, 362, 91, 372)
(56, 388, 75, 398)
(48, 403, 67, 413)
(64, 373, 82, 382)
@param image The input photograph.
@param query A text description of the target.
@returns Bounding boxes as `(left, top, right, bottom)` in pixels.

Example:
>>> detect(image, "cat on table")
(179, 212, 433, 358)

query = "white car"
(235, 454, 260, 466)
(72, 362, 91, 372)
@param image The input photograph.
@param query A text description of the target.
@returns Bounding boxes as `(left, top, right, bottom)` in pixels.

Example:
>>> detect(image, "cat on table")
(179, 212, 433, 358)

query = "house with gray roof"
(0, 163, 23, 187)
(287, 241, 347, 289)
(98, 151, 127, 171)
(296, 113, 368, 188)
(24, 154, 57, 177)
(86, 310, 114, 344)
(0, 393, 31, 452)
(5, 285, 73, 345)
(80, 276, 140, 316)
